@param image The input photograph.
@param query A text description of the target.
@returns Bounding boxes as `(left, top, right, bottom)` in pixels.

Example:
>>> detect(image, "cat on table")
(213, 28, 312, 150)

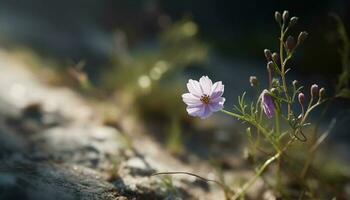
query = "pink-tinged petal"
(186, 105, 205, 117)
(208, 102, 223, 112)
(200, 105, 213, 119)
(210, 81, 224, 99)
(209, 97, 225, 112)
(187, 79, 203, 97)
(182, 93, 202, 106)
(199, 76, 212, 95)
(211, 96, 225, 103)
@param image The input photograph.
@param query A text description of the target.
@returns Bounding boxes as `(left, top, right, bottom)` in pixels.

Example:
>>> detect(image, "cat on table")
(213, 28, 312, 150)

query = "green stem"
(221, 109, 244, 120)
(221, 110, 280, 151)
(231, 138, 295, 200)
(280, 24, 292, 119)
(231, 152, 282, 200)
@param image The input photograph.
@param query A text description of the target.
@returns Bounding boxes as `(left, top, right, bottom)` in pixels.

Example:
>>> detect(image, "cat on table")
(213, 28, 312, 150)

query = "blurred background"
(0, 0, 349, 173)
(0, 1, 349, 199)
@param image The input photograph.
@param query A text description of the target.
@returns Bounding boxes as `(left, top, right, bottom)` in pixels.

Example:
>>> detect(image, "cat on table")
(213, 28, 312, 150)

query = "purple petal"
(210, 81, 224, 99)
(186, 105, 205, 117)
(187, 79, 203, 97)
(199, 76, 212, 95)
(261, 90, 275, 119)
(199, 105, 213, 119)
(209, 97, 225, 112)
(182, 93, 202, 106)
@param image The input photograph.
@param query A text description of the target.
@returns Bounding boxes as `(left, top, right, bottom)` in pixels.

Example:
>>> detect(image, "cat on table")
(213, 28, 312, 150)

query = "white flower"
(182, 76, 225, 119)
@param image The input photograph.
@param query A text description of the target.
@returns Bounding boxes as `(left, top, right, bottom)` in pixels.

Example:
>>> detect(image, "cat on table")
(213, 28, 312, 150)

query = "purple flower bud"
(311, 84, 319, 97)
(298, 93, 305, 105)
(285, 36, 296, 51)
(261, 89, 275, 119)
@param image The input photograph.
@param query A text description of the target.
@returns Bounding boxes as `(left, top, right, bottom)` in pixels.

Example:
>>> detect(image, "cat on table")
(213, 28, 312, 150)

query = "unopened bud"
(289, 17, 298, 27)
(311, 84, 319, 97)
(264, 49, 272, 61)
(267, 61, 274, 70)
(270, 88, 277, 95)
(285, 36, 296, 51)
(282, 10, 289, 22)
(298, 93, 305, 104)
(297, 114, 303, 120)
(249, 76, 258, 87)
(272, 78, 280, 86)
(275, 11, 282, 24)
(298, 31, 308, 44)
(272, 52, 279, 63)
(319, 87, 325, 100)
(292, 80, 298, 87)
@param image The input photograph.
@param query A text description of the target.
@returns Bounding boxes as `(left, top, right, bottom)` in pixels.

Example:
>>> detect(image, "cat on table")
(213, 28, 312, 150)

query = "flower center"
(200, 95, 210, 104)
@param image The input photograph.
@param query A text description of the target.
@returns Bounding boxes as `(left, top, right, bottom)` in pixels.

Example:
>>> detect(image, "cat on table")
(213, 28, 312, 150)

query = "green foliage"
(222, 11, 335, 199)
(331, 14, 350, 99)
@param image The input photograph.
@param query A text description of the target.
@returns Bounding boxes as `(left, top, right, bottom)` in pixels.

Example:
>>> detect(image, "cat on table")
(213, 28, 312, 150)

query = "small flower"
(182, 76, 225, 119)
(261, 89, 275, 119)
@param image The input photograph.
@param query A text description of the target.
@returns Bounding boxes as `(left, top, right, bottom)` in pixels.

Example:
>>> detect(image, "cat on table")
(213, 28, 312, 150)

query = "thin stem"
(221, 109, 244, 120)
(231, 138, 296, 200)
(279, 24, 292, 119)
(221, 109, 280, 151)
(300, 117, 335, 178)
(152, 171, 231, 196)
(231, 152, 281, 200)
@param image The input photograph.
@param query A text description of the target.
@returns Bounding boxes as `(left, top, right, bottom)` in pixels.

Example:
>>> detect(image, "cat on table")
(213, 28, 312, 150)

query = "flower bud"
(297, 114, 303, 120)
(264, 49, 272, 61)
(292, 80, 298, 87)
(298, 31, 308, 44)
(272, 52, 279, 63)
(319, 87, 325, 100)
(289, 17, 298, 27)
(275, 11, 282, 24)
(270, 87, 278, 95)
(261, 89, 275, 119)
(267, 61, 274, 71)
(249, 76, 258, 87)
(282, 10, 289, 22)
(285, 36, 296, 51)
(311, 84, 319, 97)
(272, 78, 280, 86)
(298, 92, 305, 105)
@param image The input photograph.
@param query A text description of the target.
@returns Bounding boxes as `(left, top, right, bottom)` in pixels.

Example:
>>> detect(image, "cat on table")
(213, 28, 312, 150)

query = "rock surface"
(0, 51, 218, 200)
